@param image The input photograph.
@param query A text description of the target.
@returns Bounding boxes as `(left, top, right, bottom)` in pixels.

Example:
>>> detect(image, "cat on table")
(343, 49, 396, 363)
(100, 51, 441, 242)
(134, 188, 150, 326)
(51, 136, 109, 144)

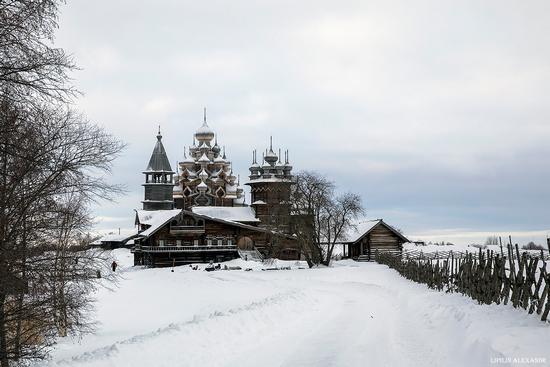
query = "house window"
(194, 239, 199, 246)
(159, 240, 165, 247)
(207, 239, 212, 246)
(227, 239, 233, 246)
(176, 240, 182, 246)
(217, 239, 222, 246)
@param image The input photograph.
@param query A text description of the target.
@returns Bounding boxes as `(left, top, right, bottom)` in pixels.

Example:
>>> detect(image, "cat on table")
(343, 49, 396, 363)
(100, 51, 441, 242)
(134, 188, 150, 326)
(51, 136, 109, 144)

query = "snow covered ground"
(34, 249, 550, 367)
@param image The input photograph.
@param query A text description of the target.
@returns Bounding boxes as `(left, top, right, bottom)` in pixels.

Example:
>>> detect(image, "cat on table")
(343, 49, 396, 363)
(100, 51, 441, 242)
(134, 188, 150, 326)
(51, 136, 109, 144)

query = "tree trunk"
(0, 293, 10, 367)
(13, 293, 23, 361)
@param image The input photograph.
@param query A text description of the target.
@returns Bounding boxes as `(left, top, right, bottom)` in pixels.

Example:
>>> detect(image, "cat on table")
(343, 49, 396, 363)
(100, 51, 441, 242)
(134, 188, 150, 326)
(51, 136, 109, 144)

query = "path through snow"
(34, 251, 550, 367)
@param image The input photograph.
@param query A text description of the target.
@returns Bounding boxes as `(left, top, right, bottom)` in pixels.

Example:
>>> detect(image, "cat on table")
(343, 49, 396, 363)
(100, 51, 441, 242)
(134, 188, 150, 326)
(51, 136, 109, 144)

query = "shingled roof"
(145, 130, 173, 172)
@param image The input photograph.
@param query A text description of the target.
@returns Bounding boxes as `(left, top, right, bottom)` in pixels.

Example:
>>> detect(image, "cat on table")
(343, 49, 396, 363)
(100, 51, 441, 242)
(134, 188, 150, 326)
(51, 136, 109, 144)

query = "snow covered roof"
(136, 209, 181, 228)
(137, 211, 181, 237)
(343, 219, 409, 244)
(91, 231, 136, 245)
(183, 155, 195, 164)
(344, 220, 380, 243)
(191, 206, 259, 223)
(233, 196, 245, 205)
(135, 208, 290, 240)
(245, 177, 294, 185)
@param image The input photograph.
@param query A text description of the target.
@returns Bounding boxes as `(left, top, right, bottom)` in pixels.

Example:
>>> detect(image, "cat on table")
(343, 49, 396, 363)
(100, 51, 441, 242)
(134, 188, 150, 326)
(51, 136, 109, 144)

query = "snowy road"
(36, 250, 550, 367)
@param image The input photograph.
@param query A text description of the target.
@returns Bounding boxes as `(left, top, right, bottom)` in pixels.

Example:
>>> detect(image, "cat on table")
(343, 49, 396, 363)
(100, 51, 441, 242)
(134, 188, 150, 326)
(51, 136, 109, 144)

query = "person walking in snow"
(111, 260, 118, 272)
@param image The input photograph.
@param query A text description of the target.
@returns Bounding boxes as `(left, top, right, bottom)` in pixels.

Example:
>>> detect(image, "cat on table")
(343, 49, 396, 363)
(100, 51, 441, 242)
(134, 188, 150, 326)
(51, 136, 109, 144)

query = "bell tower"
(142, 127, 175, 210)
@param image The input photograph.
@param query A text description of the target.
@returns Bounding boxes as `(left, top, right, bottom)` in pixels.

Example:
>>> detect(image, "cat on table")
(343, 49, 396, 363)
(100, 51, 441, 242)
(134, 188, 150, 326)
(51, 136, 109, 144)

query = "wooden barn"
(343, 219, 409, 261)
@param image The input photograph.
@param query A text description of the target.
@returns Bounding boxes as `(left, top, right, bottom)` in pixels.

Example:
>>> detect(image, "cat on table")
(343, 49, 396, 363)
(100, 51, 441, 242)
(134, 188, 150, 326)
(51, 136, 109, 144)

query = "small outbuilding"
(91, 232, 137, 250)
(343, 219, 409, 261)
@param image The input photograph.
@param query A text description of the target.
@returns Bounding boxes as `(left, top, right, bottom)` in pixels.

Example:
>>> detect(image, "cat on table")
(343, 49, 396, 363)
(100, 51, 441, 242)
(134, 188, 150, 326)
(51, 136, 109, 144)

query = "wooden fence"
(376, 244, 550, 322)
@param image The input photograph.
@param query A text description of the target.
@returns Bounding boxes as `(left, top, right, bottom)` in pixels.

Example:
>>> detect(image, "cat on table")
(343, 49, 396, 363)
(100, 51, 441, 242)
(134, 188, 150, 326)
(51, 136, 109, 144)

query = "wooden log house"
(132, 209, 298, 267)
(343, 220, 410, 261)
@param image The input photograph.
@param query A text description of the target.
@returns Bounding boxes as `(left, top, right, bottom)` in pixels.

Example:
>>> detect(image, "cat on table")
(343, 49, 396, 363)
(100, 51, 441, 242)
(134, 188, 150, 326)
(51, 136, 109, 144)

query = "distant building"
(343, 219, 410, 261)
(132, 111, 300, 266)
(91, 232, 137, 249)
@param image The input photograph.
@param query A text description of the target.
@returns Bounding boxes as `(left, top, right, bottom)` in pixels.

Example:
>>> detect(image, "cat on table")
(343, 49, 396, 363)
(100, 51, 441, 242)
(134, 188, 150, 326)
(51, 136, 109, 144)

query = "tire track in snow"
(56, 290, 307, 365)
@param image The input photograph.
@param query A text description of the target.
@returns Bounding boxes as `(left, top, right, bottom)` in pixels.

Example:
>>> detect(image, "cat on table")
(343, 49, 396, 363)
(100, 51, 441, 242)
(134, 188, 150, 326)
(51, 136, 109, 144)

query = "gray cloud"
(56, 0, 550, 244)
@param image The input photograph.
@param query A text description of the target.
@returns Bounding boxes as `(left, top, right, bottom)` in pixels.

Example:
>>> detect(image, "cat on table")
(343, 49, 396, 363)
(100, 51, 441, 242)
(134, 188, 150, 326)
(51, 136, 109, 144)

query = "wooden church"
(132, 110, 410, 267)
(132, 112, 299, 267)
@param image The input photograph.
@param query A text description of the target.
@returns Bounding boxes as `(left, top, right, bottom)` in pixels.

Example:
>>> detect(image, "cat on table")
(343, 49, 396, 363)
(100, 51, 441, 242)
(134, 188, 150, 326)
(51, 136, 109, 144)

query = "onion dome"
(249, 150, 260, 167)
(198, 168, 208, 181)
(189, 136, 198, 153)
(214, 155, 226, 164)
(283, 149, 292, 172)
(263, 136, 278, 166)
(195, 108, 215, 143)
(262, 156, 272, 169)
(212, 136, 221, 154)
(265, 150, 277, 166)
(197, 180, 208, 191)
(198, 152, 211, 164)
(182, 148, 195, 165)
(183, 157, 195, 166)
(228, 170, 237, 182)
(275, 148, 285, 169)
(210, 167, 220, 178)
(186, 168, 197, 179)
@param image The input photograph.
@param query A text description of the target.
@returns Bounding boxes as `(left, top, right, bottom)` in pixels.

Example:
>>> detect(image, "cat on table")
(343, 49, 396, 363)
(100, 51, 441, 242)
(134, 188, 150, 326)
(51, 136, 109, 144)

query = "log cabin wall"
(368, 225, 403, 252)
(145, 219, 270, 247)
(347, 222, 405, 260)
(137, 215, 301, 265)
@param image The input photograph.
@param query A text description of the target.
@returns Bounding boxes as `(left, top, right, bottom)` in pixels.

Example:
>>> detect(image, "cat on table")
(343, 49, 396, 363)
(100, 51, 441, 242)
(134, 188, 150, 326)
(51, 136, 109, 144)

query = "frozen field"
(35, 249, 550, 367)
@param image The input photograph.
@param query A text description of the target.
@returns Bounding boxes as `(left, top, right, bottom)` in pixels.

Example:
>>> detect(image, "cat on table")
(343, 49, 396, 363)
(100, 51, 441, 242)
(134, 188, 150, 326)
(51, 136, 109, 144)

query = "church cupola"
(249, 150, 261, 178)
(142, 127, 175, 210)
(264, 136, 278, 166)
(195, 108, 215, 144)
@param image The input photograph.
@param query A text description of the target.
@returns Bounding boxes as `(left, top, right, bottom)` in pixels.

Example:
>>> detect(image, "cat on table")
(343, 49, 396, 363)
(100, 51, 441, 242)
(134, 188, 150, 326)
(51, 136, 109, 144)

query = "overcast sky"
(55, 0, 550, 245)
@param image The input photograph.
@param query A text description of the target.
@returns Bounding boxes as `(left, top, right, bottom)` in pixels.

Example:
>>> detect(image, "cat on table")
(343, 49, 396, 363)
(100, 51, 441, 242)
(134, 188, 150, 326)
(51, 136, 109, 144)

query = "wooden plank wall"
(368, 226, 402, 251)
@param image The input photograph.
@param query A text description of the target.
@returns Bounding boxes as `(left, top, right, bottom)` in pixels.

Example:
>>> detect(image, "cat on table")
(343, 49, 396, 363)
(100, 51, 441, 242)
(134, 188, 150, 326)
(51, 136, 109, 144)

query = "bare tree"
(0, 99, 123, 365)
(0, 1, 125, 365)
(484, 236, 499, 246)
(321, 192, 364, 265)
(522, 241, 544, 251)
(291, 171, 364, 267)
(290, 171, 331, 267)
(0, 0, 77, 106)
